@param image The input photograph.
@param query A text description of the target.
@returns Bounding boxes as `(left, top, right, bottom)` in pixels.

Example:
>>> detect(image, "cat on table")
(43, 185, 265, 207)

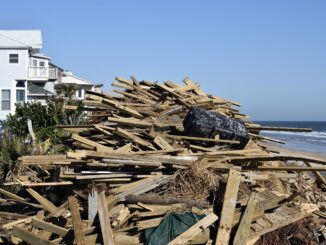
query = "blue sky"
(1, 1, 325, 120)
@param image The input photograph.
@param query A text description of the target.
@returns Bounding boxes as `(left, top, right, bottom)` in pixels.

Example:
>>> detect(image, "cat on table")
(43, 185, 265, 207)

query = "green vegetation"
(5, 97, 85, 143)
(0, 96, 87, 184)
(0, 131, 30, 184)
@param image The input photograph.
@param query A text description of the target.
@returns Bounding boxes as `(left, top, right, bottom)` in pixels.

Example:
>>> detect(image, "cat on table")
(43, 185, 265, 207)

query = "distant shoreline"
(265, 142, 326, 160)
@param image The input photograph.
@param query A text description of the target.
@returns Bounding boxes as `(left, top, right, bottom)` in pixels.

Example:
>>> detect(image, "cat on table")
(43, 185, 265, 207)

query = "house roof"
(59, 71, 95, 87)
(28, 82, 53, 95)
(0, 30, 42, 49)
(31, 53, 51, 60)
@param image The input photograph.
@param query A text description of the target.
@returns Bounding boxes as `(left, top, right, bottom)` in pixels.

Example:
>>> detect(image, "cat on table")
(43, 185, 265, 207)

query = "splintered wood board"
(215, 169, 241, 245)
(68, 196, 86, 245)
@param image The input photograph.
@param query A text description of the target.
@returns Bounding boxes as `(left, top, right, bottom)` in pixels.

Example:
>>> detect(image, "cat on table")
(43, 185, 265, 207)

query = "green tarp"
(144, 212, 208, 245)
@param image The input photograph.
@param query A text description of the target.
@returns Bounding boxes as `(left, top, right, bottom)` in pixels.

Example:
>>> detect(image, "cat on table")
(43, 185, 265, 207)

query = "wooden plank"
(168, 213, 218, 245)
(26, 188, 58, 213)
(115, 127, 155, 149)
(31, 218, 68, 236)
(248, 133, 285, 144)
(12, 226, 55, 245)
(116, 77, 159, 100)
(165, 134, 240, 144)
(111, 175, 163, 194)
(94, 125, 113, 136)
(242, 166, 326, 171)
(215, 169, 241, 245)
(85, 89, 113, 100)
(2, 217, 33, 230)
(0, 188, 25, 202)
(249, 205, 318, 239)
(229, 155, 326, 165)
(103, 98, 144, 119)
(136, 217, 163, 230)
(153, 136, 174, 150)
(88, 188, 98, 221)
(84, 151, 197, 166)
(232, 205, 264, 228)
(233, 192, 257, 245)
(113, 89, 155, 104)
(97, 191, 115, 245)
(22, 181, 73, 187)
(20, 154, 66, 162)
(0, 212, 28, 220)
(305, 162, 326, 190)
(251, 126, 312, 132)
(112, 207, 130, 228)
(68, 196, 86, 245)
(72, 134, 113, 153)
(108, 116, 153, 127)
(113, 176, 171, 202)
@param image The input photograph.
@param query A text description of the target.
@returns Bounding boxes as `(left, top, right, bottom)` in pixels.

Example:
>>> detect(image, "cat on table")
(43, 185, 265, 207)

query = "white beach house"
(0, 30, 101, 121)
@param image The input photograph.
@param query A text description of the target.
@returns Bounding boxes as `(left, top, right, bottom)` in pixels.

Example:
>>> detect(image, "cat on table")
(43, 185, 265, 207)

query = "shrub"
(5, 96, 86, 142)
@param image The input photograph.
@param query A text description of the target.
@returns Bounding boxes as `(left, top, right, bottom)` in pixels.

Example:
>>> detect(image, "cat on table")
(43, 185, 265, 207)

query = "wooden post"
(233, 192, 257, 244)
(97, 190, 115, 245)
(68, 196, 86, 245)
(27, 119, 36, 142)
(215, 169, 241, 245)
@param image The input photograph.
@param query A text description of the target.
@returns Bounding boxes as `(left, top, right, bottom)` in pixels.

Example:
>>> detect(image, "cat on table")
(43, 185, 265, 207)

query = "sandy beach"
(263, 142, 326, 160)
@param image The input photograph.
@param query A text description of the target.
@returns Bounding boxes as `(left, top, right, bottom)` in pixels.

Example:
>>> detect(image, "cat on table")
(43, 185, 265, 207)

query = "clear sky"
(1, 1, 325, 121)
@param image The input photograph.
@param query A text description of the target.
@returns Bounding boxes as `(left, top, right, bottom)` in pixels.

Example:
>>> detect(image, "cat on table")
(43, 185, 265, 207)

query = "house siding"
(0, 49, 28, 119)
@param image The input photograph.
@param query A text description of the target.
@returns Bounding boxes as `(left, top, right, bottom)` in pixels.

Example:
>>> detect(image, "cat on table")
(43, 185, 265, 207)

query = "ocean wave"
(261, 130, 326, 139)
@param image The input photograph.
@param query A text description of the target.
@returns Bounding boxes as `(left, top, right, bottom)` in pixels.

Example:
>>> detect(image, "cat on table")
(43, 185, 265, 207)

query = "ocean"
(256, 121, 326, 154)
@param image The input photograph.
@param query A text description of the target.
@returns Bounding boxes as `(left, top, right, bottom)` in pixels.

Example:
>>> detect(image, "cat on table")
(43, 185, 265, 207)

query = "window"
(77, 88, 83, 98)
(1, 90, 11, 110)
(16, 81, 25, 88)
(39, 61, 45, 67)
(16, 90, 25, 105)
(9, 54, 19, 64)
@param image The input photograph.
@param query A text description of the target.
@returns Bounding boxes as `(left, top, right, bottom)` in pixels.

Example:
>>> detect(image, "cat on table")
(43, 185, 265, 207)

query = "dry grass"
(162, 159, 223, 201)
(255, 218, 318, 245)
(256, 173, 290, 194)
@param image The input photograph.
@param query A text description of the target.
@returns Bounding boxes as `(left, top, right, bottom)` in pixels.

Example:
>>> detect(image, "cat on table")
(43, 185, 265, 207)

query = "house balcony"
(27, 67, 58, 81)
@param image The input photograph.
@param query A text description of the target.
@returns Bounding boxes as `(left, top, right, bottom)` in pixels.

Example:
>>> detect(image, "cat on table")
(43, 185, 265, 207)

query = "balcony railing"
(28, 67, 58, 80)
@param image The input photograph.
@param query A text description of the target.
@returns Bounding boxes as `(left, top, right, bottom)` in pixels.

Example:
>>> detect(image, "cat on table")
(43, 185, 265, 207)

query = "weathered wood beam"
(233, 192, 257, 244)
(215, 169, 241, 245)
(31, 218, 68, 236)
(68, 196, 86, 245)
(12, 226, 55, 245)
(97, 191, 115, 245)
(26, 188, 58, 213)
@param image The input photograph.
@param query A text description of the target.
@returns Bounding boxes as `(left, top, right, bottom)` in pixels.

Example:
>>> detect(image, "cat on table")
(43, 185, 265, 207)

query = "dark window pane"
(1, 101, 10, 110)
(16, 90, 25, 104)
(16, 81, 25, 88)
(78, 88, 82, 97)
(2, 90, 10, 100)
(9, 54, 19, 63)
(1, 90, 11, 110)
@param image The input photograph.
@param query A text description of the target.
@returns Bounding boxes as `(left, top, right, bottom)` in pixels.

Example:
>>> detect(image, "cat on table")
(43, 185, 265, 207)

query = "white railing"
(28, 67, 57, 80)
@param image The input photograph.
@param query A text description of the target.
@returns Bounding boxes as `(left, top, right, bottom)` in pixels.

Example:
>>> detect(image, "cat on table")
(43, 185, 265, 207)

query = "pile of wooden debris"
(0, 76, 325, 245)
